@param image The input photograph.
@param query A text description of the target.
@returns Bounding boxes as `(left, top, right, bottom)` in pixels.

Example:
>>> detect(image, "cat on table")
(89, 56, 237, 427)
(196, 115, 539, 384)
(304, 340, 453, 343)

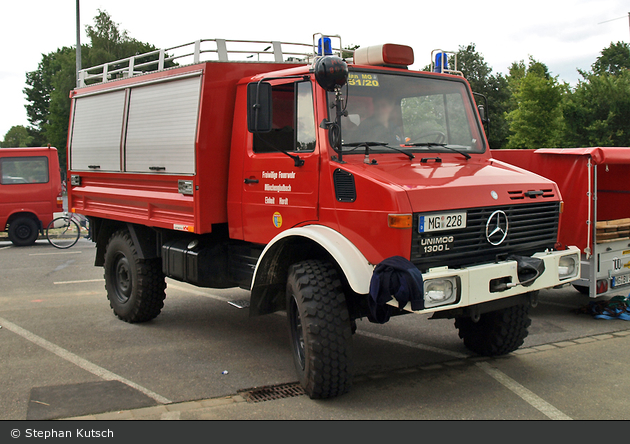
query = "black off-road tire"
(8, 217, 39, 246)
(455, 304, 531, 356)
(286, 259, 354, 399)
(103, 230, 166, 323)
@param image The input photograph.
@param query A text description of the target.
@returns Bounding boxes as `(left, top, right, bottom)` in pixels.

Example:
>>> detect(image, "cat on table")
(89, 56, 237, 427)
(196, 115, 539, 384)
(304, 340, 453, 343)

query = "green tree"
(23, 10, 163, 168)
(1, 125, 33, 148)
(23, 46, 75, 148)
(562, 69, 630, 147)
(592, 41, 630, 76)
(456, 44, 511, 149)
(505, 57, 566, 149)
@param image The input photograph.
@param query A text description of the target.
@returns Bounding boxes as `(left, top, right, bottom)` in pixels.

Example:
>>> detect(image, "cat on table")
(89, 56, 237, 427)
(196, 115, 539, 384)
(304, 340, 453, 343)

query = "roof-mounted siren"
(312, 34, 348, 91)
(318, 37, 333, 56)
(431, 50, 464, 76)
(353, 44, 414, 68)
(313, 33, 342, 58)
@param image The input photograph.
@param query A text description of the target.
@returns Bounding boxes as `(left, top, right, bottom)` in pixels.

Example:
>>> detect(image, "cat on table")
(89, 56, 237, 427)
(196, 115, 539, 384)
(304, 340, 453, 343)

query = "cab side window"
(253, 81, 315, 153)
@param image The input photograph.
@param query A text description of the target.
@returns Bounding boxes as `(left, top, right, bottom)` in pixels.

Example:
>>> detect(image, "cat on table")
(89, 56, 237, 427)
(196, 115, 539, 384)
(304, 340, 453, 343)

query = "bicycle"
(46, 212, 89, 249)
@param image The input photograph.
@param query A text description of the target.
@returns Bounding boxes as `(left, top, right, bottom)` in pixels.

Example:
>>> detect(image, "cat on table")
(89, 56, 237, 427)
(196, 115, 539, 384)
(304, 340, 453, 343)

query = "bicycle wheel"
(46, 216, 81, 249)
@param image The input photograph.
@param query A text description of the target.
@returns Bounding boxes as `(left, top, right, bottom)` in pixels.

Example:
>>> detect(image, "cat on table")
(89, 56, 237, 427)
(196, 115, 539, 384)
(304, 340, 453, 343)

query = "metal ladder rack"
(77, 34, 344, 87)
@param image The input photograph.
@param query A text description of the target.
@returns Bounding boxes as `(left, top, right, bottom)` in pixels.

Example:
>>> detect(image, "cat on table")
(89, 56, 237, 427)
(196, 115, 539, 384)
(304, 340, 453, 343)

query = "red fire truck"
(491, 148, 630, 298)
(66, 35, 580, 398)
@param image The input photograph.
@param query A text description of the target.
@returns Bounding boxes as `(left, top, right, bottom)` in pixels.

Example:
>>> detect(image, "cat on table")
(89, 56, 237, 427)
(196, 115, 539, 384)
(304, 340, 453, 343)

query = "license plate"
(612, 273, 630, 288)
(419, 212, 466, 233)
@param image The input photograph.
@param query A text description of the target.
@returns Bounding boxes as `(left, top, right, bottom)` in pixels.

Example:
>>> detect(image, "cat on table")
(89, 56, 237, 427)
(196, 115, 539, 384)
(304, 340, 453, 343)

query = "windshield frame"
(327, 67, 487, 157)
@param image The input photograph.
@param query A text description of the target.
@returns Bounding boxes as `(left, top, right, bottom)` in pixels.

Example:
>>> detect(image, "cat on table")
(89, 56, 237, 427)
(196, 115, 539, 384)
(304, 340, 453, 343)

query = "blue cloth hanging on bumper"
(368, 256, 424, 324)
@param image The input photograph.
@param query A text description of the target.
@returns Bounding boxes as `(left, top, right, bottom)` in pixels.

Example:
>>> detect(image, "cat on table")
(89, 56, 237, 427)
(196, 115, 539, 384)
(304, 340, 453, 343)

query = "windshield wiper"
(342, 141, 415, 160)
(403, 142, 471, 160)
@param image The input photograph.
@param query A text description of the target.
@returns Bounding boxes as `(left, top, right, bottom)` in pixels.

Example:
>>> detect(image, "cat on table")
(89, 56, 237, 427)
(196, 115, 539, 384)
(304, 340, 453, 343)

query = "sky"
(1, 0, 629, 141)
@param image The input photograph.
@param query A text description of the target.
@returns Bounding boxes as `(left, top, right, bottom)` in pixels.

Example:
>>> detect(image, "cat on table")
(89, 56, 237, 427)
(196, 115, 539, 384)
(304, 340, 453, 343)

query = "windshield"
(329, 70, 486, 156)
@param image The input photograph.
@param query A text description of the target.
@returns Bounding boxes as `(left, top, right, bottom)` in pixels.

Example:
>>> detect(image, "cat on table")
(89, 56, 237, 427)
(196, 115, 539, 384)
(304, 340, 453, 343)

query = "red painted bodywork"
(69, 62, 302, 234)
(0, 146, 63, 231)
(491, 148, 630, 253)
(68, 61, 562, 266)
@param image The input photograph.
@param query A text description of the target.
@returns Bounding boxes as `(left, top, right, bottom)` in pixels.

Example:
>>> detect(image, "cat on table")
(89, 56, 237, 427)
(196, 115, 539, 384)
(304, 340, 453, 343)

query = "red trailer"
(491, 148, 630, 298)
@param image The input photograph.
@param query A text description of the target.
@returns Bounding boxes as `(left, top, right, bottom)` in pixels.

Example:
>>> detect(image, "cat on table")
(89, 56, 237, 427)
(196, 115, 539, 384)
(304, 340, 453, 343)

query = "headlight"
(558, 254, 579, 280)
(424, 277, 459, 308)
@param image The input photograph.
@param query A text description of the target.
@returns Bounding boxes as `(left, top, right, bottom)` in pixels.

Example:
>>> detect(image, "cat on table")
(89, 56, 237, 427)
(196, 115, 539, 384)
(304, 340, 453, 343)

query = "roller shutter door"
(69, 90, 126, 171)
(124, 76, 201, 174)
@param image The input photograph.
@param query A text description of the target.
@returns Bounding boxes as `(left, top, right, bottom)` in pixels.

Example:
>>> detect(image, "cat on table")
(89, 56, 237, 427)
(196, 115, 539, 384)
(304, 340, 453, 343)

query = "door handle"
(244, 178, 259, 184)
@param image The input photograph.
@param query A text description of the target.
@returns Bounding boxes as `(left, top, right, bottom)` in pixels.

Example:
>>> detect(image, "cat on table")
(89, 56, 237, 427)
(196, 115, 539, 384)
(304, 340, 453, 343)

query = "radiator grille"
(411, 202, 559, 271)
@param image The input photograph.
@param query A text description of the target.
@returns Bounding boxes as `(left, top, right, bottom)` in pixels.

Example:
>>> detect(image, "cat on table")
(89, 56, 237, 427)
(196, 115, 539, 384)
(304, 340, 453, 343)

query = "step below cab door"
(241, 80, 319, 244)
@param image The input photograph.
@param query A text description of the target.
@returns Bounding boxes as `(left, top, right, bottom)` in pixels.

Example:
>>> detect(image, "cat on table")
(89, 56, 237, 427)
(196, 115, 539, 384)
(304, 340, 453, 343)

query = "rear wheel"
(455, 304, 531, 356)
(103, 230, 166, 323)
(286, 259, 354, 399)
(8, 217, 39, 246)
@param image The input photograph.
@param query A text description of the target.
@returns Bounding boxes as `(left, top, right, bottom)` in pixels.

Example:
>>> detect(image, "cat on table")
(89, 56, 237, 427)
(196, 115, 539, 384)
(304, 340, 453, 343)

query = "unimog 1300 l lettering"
(66, 35, 580, 398)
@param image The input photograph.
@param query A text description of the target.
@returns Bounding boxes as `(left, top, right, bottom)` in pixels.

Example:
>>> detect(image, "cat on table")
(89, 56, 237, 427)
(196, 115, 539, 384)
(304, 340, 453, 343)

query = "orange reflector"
(388, 214, 412, 229)
(559, 201, 564, 214)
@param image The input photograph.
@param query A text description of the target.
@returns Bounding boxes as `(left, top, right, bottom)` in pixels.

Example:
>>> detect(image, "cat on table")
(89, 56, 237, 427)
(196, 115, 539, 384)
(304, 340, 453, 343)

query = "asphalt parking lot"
(2, 235, 630, 421)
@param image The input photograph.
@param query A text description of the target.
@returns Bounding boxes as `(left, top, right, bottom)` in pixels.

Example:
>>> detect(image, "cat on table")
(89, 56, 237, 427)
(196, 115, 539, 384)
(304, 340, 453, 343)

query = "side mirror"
(477, 104, 486, 122)
(247, 82, 273, 133)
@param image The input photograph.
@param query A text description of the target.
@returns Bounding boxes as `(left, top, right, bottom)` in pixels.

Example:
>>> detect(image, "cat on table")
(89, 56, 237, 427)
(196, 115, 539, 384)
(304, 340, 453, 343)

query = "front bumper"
(392, 246, 581, 314)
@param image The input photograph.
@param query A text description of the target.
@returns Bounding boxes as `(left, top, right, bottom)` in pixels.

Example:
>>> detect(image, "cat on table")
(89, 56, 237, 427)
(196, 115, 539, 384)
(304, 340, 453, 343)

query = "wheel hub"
(289, 296, 306, 370)
(114, 256, 132, 303)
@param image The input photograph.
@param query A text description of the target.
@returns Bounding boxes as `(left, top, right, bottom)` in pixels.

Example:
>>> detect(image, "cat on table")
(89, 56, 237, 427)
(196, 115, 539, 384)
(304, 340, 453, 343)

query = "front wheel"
(103, 230, 166, 323)
(455, 304, 531, 356)
(8, 217, 39, 246)
(286, 260, 354, 399)
(46, 216, 80, 249)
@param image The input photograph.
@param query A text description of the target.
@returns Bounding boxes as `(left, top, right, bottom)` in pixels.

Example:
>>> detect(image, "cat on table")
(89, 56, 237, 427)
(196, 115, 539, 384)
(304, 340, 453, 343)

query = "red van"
(0, 146, 63, 246)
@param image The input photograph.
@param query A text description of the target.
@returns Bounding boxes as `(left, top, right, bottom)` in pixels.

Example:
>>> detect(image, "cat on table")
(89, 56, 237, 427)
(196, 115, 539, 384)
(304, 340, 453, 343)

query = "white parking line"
(476, 361, 572, 420)
(54, 279, 105, 285)
(167, 283, 230, 302)
(0, 316, 171, 405)
(357, 330, 470, 359)
(29, 251, 83, 256)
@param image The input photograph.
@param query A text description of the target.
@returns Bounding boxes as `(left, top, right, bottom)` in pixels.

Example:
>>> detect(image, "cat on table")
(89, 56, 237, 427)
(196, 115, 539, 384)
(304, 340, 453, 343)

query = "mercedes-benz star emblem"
(486, 210, 509, 245)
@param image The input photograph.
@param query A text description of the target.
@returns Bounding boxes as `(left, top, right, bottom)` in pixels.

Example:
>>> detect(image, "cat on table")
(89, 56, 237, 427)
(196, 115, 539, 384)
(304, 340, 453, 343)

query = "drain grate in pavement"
(240, 382, 305, 403)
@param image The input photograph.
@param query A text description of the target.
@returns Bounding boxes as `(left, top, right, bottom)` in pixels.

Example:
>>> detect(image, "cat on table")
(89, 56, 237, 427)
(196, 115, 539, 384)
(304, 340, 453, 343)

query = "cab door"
(241, 80, 319, 244)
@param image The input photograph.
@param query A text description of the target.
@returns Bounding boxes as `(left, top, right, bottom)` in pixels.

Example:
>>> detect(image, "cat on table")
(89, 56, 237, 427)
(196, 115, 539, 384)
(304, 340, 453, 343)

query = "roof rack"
(77, 34, 345, 87)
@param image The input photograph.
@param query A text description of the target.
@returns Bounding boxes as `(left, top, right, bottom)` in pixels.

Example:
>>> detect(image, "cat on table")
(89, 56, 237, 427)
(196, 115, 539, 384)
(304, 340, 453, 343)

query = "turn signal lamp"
(354, 44, 414, 67)
(388, 214, 412, 229)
